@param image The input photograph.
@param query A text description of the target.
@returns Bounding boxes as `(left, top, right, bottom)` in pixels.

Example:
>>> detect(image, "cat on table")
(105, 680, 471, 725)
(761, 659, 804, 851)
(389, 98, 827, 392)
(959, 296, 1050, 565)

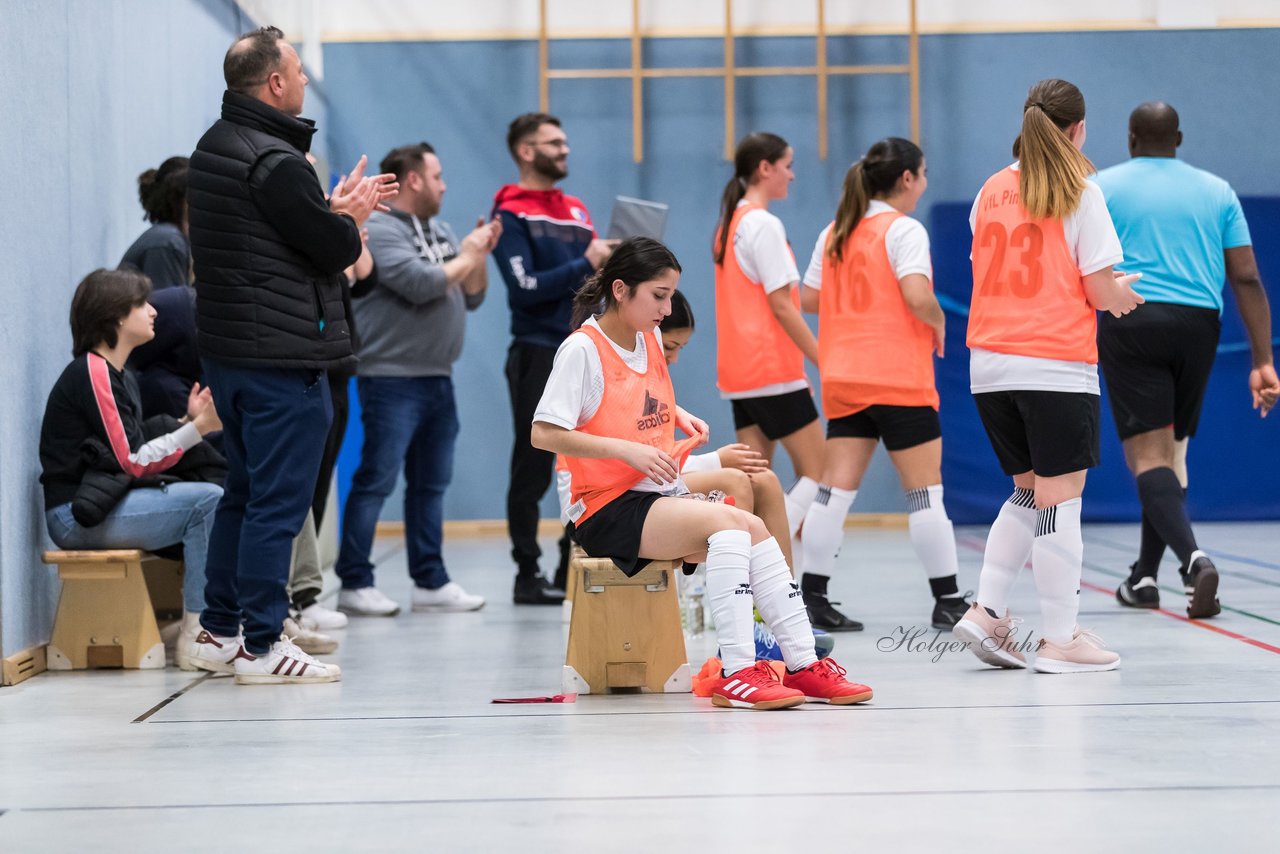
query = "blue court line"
(1086, 531, 1280, 573)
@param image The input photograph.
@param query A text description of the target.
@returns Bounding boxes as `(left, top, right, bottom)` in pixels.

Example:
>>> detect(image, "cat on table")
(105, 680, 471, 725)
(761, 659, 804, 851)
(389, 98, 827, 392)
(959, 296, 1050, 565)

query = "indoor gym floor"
(2, 521, 1278, 852)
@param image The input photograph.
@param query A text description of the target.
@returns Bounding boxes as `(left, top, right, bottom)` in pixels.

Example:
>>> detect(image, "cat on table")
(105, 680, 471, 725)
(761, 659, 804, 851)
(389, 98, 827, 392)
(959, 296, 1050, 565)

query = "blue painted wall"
(0, 0, 329, 655)
(321, 27, 1280, 523)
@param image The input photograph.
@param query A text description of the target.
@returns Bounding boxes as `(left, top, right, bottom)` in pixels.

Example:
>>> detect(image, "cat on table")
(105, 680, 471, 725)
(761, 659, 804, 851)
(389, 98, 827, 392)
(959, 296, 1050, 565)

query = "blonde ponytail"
(1015, 80, 1094, 220)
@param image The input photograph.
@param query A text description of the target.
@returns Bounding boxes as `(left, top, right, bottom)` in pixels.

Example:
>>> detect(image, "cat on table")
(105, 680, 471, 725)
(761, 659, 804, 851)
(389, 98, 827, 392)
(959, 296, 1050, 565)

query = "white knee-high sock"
(906, 485, 960, 595)
(784, 476, 819, 537)
(976, 487, 1036, 615)
(749, 537, 817, 671)
(1032, 498, 1083, 644)
(799, 485, 856, 583)
(706, 530, 756, 674)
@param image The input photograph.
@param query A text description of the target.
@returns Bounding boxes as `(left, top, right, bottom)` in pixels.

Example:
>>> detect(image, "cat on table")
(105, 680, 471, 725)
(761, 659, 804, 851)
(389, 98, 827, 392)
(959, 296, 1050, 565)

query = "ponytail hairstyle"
(571, 237, 682, 329)
(827, 137, 923, 263)
(137, 156, 189, 225)
(1013, 79, 1094, 220)
(659, 289, 696, 334)
(713, 132, 790, 265)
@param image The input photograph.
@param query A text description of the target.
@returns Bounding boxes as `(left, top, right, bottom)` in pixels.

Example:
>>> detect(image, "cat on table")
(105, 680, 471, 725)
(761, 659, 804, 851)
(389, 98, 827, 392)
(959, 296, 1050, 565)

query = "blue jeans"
(336, 376, 458, 591)
(45, 482, 222, 612)
(201, 359, 332, 654)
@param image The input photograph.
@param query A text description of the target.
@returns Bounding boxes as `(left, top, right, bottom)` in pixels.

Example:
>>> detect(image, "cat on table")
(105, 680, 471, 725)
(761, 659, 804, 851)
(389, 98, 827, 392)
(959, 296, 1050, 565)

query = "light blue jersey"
(1094, 157, 1251, 312)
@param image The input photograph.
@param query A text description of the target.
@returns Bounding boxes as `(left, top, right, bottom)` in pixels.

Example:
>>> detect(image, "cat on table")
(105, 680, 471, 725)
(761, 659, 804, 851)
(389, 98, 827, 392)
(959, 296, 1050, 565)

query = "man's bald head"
(1128, 101, 1182, 157)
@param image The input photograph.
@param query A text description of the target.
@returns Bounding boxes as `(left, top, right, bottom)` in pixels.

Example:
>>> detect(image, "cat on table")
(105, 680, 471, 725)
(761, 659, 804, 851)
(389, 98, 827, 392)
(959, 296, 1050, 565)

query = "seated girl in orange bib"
(531, 237, 870, 710)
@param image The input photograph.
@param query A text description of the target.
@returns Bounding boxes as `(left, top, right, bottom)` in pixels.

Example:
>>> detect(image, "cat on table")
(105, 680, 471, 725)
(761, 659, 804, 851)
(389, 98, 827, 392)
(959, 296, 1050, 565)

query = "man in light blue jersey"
(1095, 101, 1278, 618)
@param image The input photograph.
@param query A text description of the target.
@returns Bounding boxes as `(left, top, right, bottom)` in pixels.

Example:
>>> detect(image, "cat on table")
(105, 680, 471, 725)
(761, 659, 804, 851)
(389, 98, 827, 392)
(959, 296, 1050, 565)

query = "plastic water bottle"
(680, 565, 706, 638)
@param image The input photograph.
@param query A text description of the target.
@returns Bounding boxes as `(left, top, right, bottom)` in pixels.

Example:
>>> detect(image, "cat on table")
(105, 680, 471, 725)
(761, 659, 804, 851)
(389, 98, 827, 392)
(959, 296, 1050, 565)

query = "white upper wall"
(236, 0, 1279, 43)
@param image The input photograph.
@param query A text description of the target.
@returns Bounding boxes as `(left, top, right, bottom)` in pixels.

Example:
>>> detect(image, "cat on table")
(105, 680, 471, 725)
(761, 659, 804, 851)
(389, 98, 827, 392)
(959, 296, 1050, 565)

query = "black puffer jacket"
(188, 91, 359, 368)
(72, 416, 228, 528)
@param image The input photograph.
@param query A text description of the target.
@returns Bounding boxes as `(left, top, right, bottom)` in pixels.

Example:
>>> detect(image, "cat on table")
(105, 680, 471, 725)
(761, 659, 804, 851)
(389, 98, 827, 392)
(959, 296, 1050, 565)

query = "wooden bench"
(42, 550, 185, 670)
(563, 555, 690, 695)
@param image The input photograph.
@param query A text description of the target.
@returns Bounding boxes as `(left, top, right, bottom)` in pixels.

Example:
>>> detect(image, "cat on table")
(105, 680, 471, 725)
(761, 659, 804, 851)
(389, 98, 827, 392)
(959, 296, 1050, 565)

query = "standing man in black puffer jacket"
(183, 25, 397, 684)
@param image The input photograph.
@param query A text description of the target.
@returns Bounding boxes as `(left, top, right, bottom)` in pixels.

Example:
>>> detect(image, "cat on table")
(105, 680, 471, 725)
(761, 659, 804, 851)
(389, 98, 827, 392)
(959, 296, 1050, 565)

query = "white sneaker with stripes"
(234, 635, 341, 685)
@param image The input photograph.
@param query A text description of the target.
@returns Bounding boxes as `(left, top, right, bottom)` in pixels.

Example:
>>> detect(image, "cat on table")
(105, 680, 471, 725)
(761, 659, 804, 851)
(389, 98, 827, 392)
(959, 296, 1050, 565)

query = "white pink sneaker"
(1034, 628, 1120, 674)
(952, 602, 1028, 669)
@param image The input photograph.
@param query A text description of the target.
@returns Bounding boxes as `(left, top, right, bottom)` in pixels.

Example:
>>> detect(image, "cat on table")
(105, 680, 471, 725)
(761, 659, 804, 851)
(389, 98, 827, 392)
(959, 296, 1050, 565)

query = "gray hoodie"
(353, 208, 485, 377)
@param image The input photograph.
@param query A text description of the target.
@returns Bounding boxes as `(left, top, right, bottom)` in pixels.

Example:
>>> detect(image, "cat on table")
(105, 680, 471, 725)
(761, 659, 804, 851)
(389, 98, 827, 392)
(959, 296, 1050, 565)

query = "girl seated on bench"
(531, 237, 871, 710)
(39, 268, 224, 670)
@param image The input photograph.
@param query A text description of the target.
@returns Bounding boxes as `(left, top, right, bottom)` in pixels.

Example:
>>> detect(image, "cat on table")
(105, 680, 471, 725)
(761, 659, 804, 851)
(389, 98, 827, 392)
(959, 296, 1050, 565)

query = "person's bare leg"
(747, 469, 792, 569)
(776, 418, 826, 482)
(683, 469, 754, 514)
(735, 424, 776, 466)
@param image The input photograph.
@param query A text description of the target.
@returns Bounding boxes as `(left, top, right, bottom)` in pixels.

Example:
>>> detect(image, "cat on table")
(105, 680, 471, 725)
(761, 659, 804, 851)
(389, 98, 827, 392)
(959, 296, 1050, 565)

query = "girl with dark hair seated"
(121, 157, 191, 289)
(532, 237, 871, 710)
(40, 268, 224, 669)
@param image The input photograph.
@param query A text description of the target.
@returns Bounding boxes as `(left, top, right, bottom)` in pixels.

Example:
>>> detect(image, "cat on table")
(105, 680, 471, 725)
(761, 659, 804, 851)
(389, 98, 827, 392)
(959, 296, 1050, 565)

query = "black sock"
(929, 575, 960, 599)
(1135, 468, 1198, 566)
(291, 587, 320, 612)
(800, 572, 829, 596)
(1134, 510, 1166, 579)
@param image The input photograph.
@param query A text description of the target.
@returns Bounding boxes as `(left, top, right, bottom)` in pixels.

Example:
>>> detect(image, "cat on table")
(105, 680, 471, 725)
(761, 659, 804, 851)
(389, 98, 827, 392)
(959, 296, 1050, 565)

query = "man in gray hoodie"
(336, 142, 501, 616)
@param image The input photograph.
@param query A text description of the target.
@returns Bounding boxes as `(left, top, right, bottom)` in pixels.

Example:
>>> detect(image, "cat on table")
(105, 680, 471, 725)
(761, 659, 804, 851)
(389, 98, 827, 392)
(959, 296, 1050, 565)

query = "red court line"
(1077, 578, 1280, 655)
(957, 534, 1280, 657)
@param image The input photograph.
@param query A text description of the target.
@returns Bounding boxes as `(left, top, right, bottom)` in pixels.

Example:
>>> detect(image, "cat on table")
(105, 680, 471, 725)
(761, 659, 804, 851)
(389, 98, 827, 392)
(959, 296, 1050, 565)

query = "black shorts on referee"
(731, 388, 819, 441)
(827, 405, 941, 450)
(1098, 301, 1220, 441)
(974, 390, 1100, 478)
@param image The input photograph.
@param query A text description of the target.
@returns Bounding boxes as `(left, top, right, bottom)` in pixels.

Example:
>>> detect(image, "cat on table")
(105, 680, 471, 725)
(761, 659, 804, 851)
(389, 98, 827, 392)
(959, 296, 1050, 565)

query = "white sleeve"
(968, 193, 980, 234)
(680, 451, 722, 474)
(533, 335, 601, 430)
(1067, 182, 1124, 276)
(556, 467, 573, 525)
(884, 217, 933, 281)
(734, 210, 800, 294)
(802, 225, 831, 289)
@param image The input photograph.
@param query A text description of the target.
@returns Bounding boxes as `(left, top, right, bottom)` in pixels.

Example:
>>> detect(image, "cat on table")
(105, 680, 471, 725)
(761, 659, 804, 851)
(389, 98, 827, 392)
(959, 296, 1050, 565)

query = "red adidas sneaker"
(712, 661, 805, 710)
(782, 658, 873, 704)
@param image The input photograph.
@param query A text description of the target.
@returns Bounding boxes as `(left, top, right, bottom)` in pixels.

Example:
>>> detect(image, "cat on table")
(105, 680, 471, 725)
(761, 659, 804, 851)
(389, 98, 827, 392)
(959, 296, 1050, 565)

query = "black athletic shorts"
(1098, 302, 1220, 441)
(974, 390, 1100, 477)
(827, 405, 941, 450)
(573, 490, 664, 576)
(730, 388, 819, 440)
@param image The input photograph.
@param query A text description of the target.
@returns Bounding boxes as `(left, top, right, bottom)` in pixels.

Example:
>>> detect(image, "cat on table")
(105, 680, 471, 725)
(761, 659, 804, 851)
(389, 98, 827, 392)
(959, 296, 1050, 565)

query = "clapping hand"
(331, 155, 399, 226)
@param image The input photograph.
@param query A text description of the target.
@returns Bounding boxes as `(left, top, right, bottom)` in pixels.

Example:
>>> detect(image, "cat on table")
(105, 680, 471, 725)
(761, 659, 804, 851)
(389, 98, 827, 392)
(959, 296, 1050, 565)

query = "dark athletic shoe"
(802, 590, 863, 632)
(513, 574, 566, 605)
(1116, 576, 1160, 609)
(1182, 554, 1221, 619)
(931, 594, 972, 630)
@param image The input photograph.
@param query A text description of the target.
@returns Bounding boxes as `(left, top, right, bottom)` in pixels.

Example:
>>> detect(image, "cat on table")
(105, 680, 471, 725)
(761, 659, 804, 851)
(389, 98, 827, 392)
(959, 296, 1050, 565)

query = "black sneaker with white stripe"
(1181, 553, 1221, 619)
(1116, 573, 1160, 609)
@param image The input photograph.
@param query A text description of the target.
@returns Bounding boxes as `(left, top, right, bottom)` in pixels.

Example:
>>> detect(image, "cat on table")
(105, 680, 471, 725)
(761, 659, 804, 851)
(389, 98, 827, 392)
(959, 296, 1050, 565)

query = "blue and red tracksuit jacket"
(490, 184, 596, 349)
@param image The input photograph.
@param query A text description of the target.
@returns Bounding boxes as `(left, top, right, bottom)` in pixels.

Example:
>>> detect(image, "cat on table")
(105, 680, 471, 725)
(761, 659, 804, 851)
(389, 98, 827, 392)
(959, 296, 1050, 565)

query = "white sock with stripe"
(1032, 498, 1083, 644)
(976, 487, 1036, 615)
(799, 485, 856, 581)
(749, 537, 817, 671)
(705, 529, 756, 674)
(784, 476, 819, 537)
(906, 484, 960, 593)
